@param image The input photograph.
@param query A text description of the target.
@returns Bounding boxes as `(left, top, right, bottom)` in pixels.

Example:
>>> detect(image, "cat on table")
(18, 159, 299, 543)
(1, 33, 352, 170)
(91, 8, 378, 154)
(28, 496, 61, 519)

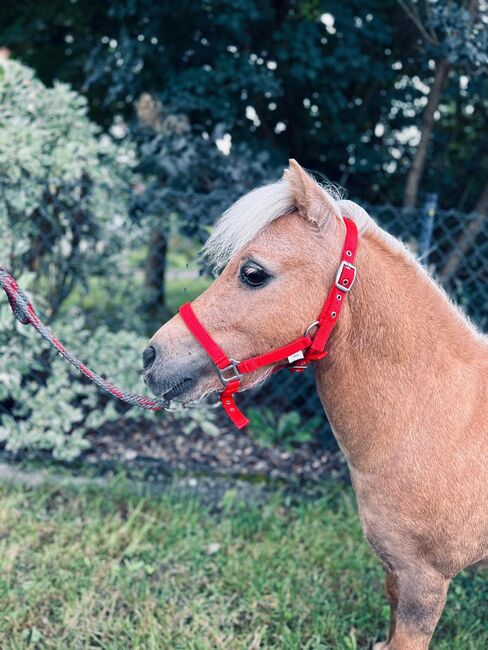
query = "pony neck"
(313, 226, 485, 472)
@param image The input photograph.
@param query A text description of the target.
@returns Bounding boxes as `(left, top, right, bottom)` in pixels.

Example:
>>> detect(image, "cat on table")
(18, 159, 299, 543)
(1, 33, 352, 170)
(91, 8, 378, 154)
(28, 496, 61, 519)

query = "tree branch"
(439, 179, 488, 283)
(403, 58, 449, 208)
(396, 0, 437, 45)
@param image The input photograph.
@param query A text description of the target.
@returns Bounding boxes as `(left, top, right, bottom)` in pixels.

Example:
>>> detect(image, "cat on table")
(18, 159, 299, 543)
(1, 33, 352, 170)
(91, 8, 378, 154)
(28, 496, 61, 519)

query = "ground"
(84, 418, 341, 482)
(0, 476, 486, 649)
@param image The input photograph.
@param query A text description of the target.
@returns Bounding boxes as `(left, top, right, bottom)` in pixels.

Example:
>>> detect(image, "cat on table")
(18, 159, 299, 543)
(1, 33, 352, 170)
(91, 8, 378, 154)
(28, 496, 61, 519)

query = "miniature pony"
(143, 160, 488, 649)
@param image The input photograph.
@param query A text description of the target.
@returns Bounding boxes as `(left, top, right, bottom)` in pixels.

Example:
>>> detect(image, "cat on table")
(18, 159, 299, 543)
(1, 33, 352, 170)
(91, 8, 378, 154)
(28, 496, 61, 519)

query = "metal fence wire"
(1, 201, 487, 449)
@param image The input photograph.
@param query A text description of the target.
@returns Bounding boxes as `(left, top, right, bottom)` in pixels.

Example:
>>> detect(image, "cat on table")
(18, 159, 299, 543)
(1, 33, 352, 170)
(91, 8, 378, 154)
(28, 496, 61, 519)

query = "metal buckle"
(335, 261, 356, 292)
(217, 359, 242, 386)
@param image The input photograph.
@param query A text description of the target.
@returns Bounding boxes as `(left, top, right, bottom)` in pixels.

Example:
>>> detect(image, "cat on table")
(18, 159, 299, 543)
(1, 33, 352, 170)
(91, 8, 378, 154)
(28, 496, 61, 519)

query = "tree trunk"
(403, 59, 449, 209)
(439, 180, 488, 284)
(135, 90, 171, 331)
(144, 223, 170, 332)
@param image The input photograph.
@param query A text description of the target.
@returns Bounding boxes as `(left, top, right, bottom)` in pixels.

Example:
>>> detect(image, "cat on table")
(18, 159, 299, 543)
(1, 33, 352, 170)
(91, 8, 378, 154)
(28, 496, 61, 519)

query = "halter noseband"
(179, 217, 358, 429)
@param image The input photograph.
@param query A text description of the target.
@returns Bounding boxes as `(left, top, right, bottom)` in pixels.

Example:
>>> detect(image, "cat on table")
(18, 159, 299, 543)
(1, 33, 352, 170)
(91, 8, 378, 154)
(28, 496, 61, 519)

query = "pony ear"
(283, 159, 342, 226)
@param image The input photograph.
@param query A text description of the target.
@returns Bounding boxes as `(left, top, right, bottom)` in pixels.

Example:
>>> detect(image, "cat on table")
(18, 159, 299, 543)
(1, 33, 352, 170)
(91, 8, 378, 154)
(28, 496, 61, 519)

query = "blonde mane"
(203, 180, 295, 270)
(204, 178, 385, 269)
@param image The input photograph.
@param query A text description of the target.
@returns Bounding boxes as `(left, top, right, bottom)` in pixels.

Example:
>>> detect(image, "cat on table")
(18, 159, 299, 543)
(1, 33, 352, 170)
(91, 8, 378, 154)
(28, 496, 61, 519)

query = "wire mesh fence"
(0, 200, 487, 459)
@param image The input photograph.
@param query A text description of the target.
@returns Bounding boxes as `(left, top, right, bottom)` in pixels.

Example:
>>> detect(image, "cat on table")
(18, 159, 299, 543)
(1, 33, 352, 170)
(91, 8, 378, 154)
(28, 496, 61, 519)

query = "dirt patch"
(84, 417, 344, 483)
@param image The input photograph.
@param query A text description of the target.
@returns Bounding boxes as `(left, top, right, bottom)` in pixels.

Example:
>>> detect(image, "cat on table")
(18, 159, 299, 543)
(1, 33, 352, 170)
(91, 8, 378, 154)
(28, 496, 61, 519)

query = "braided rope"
(0, 267, 168, 411)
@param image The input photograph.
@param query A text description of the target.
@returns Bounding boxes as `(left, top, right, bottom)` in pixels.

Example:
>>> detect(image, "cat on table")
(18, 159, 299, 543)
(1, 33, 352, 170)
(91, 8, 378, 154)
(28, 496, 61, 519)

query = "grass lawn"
(0, 478, 486, 649)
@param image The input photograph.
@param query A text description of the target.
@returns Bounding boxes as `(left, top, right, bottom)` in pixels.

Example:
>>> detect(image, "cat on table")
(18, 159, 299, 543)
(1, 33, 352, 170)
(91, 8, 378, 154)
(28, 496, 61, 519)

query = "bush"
(246, 407, 321, 451)
(0, 58, 135, 317)
(0, 297, 219, 459)
(0, 60, 218, 458)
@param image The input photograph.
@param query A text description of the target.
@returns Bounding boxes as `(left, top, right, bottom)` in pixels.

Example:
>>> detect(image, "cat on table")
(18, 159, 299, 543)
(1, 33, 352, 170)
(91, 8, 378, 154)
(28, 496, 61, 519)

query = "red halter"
(179, 217, 358, 429)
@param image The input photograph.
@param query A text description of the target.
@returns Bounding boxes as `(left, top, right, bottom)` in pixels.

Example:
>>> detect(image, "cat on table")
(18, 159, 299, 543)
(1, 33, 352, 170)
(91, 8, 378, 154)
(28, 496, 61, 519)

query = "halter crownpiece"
(179, 216, 358, 429)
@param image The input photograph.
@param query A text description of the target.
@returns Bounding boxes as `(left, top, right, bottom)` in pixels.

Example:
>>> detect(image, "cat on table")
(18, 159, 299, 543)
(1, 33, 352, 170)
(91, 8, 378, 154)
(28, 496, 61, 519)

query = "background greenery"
(1, 1, 487, 457)
(2, 1, 487, 302)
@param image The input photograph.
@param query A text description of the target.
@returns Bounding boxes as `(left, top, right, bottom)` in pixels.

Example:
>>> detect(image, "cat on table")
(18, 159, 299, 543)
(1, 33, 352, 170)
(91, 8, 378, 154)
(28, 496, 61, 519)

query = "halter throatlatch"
(179, 217, 358, 429)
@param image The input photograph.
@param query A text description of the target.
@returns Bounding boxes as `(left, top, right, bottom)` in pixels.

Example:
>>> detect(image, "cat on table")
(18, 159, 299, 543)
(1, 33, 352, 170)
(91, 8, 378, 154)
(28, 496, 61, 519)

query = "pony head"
(143, 160, 358, 404)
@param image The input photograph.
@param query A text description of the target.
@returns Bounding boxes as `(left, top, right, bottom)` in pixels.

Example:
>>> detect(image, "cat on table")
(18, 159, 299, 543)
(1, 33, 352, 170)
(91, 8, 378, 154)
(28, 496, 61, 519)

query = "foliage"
(396, 1, 488, 206)
(0, 478, 486, 648)
(168, 403, 221, 437)
(0, 58, 134, 317)
(416, 0, 488, 67)
(0, 295, 218, 459)
(3, 0, 486, 210)
(132, 106, 279, 244)
(247, 406, 321, 450)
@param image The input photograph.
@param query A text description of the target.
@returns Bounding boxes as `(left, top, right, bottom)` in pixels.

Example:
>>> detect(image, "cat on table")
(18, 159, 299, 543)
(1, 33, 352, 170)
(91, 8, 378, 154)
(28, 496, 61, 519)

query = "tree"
(440, 179, 488, 282)
(132, 94, 278, 322)
(2, 1, 487, 251)
(398, 0, 488, 208)
(1, 0, 412, 201)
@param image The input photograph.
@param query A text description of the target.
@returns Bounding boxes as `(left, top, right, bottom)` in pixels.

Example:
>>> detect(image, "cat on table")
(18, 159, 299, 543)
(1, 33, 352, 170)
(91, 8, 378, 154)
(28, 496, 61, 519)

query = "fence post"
(419, 193, 438, 266)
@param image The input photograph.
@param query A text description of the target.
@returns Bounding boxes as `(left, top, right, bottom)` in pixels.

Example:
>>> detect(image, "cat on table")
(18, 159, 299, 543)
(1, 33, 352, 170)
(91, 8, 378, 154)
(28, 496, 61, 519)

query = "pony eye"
(239, 261, 271, 288)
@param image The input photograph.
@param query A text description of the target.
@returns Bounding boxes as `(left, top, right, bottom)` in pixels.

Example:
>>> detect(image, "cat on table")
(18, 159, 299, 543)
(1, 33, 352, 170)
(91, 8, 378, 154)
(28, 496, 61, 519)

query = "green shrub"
(0, 58, 134, 317)
(246, 407, 321, 451)
(0, 297, 218, 459)
(0, 60, 219, 457)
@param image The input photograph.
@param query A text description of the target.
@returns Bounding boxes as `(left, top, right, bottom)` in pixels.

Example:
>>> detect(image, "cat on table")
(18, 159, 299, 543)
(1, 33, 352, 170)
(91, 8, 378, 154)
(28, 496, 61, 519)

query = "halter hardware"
(304, 320, 320, 337)
(179, 217, 359, 429)
(217, 359, 242, 386)
(335, 261, 356, 292)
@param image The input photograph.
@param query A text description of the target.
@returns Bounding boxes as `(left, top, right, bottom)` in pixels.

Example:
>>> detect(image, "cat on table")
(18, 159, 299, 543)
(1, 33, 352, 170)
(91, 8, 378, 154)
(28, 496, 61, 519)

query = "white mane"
(203, 178, 375, 270)
(203, 180, 295, 269)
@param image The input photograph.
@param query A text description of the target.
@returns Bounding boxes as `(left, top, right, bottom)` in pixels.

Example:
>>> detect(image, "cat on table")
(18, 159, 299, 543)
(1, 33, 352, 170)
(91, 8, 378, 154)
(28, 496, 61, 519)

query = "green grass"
(0, 478, 485, 649)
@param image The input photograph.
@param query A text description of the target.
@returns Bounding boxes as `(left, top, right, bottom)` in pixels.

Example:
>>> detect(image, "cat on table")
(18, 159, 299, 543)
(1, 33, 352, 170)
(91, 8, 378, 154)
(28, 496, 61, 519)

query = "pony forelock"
(202, 180, 295, 270)
(203, 177, 350, 270)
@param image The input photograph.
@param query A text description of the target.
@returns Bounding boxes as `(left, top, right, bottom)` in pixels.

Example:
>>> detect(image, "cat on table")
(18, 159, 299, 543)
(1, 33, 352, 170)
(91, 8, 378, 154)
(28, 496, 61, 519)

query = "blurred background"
(0, 0, 487, 471)
(1, 0, 488, 469)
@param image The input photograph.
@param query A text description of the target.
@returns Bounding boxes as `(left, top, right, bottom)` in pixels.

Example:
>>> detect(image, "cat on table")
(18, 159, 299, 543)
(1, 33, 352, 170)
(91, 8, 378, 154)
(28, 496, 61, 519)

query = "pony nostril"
(143, 345, 157, 370)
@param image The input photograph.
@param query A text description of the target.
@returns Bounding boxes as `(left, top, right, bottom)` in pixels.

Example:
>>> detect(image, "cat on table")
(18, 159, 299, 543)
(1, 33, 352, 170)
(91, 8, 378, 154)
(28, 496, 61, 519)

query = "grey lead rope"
(0, 267, 169, 411)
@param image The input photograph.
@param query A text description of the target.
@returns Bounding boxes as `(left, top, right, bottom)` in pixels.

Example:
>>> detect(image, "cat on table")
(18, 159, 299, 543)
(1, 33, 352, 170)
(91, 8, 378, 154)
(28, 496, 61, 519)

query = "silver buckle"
(335, 261, 356, 292)
(217, 359, 242, 386)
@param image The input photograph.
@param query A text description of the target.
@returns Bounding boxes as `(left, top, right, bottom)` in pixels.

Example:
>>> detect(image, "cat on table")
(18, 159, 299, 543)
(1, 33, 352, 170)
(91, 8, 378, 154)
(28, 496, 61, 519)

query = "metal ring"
(304, 320, 320, 337)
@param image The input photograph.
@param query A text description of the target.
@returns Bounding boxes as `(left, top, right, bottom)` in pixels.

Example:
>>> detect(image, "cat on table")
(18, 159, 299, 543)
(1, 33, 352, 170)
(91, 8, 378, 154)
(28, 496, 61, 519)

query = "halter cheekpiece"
(179, 216, 358, 429)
